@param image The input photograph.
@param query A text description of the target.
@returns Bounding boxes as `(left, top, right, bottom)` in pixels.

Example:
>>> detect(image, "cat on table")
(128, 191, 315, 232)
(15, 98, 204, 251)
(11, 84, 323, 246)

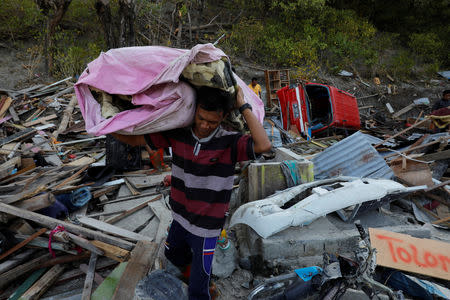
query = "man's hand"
(235, 86, 246, 109)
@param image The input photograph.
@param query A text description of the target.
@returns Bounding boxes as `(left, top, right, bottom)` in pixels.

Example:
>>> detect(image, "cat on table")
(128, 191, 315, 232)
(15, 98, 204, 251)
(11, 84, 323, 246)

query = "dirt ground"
(0, 43, 53, 91)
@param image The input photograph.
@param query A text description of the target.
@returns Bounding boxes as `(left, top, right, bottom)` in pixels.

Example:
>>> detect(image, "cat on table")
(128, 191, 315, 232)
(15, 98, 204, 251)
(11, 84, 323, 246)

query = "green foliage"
(224, 18, 264, 58)
(408, 32, 444, 64)
(322, 8, 377, 68)
(53, 42, 102, 78)
(389, 50, 415, 79)
(0, 0, 43, 40)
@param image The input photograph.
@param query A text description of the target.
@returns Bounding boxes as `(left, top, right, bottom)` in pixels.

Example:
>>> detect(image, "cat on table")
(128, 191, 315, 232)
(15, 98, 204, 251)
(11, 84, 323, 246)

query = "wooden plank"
(127, 172, 171, 188)
(0, 253, 51, 289)
(92, 262, 128, 300)
(81, 253, 98, 300)
(8, 106, 19, 122)
(15, 235, 77, 255)
(7, 268, 47, 300)
(0, 157, 21, 179)
(80, 262, 104, 285)
(23, 114, 57, 127)
(92, 185, 119, 199)
(0, 228, 46, 261)
(50, 165, 89, 190)
(105, 195, 161, 224)
(66, 156, 96, 166)
(0, 97, 12, 118)
(425, 179, 450, 193)
(56, 258, 116, 284)
(369, 228, 450, 280)
(0, 128, 36, 147)
(111, 241, 158, 300)
(0, 249, 36, 275)
(20, 264, 66, 300)
(0, 203, 134, 250)
(53, 96, 77, 139)
(420, 149, 450, 162)
(91, 240, 130, 262)
(78, 216, 152, 242)
(0, 143, 19, 155)
(64, 232, 104, 255)
(392, 102, 416, 118)
(14, 193, 55, 212)
(149, 200, 172, 243)
(374, 118, 430, 148)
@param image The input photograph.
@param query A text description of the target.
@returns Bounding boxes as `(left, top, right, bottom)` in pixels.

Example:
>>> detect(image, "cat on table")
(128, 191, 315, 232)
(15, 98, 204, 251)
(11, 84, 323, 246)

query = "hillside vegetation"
(0, 0, 448, 80)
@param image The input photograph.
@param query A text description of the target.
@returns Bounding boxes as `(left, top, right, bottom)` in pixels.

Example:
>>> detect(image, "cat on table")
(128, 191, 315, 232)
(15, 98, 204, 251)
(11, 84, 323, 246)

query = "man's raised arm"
(235, 87, 271, 154)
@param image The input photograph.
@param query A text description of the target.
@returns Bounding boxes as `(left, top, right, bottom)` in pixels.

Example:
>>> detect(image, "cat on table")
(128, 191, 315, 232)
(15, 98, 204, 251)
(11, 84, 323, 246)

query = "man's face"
(251, 80, 257, 87)
(444, 93, 450, 101)
(193, 106, 224, 138)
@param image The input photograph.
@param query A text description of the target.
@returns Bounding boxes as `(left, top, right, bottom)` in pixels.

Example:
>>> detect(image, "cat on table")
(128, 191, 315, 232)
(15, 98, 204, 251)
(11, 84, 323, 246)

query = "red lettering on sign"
(438, 255, 450, 272)
(424, 252, 438, 268)
(397, 247, 412, 263)
(376, 234, 403, 262)
(375, 234, 450, 272)
(410, 244, 427, 268)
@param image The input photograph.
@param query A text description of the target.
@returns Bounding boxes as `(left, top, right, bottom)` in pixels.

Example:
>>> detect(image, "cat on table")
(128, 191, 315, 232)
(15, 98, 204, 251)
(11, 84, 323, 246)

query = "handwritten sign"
(369, 228, 450, 280)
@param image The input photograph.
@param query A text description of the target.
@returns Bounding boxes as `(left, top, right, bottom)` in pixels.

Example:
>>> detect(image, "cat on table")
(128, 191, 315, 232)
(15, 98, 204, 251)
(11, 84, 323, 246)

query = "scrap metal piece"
(230, 176, 425, 239)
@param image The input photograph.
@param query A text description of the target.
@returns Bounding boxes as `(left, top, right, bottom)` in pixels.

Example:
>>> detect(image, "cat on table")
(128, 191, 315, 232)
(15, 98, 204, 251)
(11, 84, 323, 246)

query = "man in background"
(248, 77, 262, 98)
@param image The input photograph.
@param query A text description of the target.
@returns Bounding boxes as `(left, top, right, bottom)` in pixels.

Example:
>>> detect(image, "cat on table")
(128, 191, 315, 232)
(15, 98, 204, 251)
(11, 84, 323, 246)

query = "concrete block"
(243, 215, 431, 263)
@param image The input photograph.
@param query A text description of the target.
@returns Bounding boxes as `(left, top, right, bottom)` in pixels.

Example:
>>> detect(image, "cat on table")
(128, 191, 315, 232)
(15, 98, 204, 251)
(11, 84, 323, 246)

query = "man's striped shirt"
(145, 126, 256, 237)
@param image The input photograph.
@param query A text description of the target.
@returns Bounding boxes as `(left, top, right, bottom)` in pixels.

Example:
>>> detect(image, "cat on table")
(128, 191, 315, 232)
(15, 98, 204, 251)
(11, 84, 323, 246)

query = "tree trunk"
(95, 0, 117, 49)
(118, 0, 135, 47)
(35, 0, 72, 74)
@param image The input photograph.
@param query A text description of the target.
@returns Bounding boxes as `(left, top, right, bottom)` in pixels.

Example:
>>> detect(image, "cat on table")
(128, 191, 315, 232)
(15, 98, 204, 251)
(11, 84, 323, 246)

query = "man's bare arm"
(110, 133, 146, 147)
(236, 87, 271, 153)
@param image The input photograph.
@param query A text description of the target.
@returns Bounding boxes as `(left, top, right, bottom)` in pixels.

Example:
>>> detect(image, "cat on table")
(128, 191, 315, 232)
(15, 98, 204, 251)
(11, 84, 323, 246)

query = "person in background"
(248, 77, 262, 98)
(111, 86, 271, 300)
(432, 89, 450, 111)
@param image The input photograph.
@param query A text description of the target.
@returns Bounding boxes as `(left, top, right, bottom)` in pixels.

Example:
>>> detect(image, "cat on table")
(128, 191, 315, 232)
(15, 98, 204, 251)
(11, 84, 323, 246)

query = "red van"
(276, 83, 360, 137)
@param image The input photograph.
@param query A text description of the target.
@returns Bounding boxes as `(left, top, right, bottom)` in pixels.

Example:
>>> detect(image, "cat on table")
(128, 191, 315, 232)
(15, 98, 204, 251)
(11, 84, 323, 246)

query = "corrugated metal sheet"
(312, 131, 394, 179)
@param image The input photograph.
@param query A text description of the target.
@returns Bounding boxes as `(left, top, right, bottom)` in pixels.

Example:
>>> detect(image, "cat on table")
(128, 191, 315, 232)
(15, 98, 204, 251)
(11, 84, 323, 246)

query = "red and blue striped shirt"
(145, 126, 257, 237)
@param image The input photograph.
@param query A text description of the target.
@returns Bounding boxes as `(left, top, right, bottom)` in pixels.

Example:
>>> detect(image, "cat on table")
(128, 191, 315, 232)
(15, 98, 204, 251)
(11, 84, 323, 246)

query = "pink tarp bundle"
(75, 43, 264, 136)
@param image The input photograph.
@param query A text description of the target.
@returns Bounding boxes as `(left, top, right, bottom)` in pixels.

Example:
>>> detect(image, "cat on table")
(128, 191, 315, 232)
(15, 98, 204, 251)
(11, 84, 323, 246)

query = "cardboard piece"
(369, 228, 450, 280)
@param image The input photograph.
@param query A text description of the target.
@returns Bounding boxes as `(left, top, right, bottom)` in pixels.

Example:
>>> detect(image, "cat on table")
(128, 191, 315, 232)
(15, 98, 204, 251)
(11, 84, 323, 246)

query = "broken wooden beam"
(0, 203, 134, 250)
(0, 128, 35, 147)
(105, 195, 161, 224)
(81, 253, 98, 300)
(77, 216, 152, 242)
(19, 264, 66, 300)
(111, 241, 158, 300)
(23, 114, 57, 127)
(0, 228, 46, 261)
(90, 240, 130, 262)
(0, 253, 51, 289)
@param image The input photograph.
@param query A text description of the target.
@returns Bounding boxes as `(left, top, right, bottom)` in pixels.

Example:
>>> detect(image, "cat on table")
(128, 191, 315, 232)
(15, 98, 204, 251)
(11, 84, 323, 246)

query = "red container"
(276, 83, 360, 137)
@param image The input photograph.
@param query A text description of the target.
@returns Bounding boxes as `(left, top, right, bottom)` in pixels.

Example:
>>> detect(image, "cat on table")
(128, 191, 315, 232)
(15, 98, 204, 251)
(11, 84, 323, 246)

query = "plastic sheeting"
(75, 43, 264, 136)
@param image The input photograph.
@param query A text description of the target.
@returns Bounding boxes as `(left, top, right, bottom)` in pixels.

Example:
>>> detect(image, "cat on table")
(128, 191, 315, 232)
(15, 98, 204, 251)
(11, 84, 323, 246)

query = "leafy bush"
(408, 32, 444, 65)
(0, 0, 43, 40)
(53, 42, 102, 78)
(389, 50, 415, 79)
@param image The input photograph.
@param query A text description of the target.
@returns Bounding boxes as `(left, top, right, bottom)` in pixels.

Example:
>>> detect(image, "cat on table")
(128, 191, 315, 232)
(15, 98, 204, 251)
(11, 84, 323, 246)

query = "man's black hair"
(251, 77, 257, 82)
(443, 90, 450, 97)
(196, 86, 234, 114)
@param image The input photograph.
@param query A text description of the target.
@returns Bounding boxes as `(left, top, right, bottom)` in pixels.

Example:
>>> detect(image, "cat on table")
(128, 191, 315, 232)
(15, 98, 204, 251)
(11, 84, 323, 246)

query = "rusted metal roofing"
(312, 131, 394, 179)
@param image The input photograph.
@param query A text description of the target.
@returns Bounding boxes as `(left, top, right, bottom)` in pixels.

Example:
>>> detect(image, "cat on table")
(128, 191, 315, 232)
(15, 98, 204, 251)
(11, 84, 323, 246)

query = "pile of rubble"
(0, 76, 449, 300)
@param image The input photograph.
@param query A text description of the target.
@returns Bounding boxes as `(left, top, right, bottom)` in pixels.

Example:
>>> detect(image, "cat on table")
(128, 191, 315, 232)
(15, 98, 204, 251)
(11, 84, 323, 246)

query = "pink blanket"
(75, 43, 264, 136)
